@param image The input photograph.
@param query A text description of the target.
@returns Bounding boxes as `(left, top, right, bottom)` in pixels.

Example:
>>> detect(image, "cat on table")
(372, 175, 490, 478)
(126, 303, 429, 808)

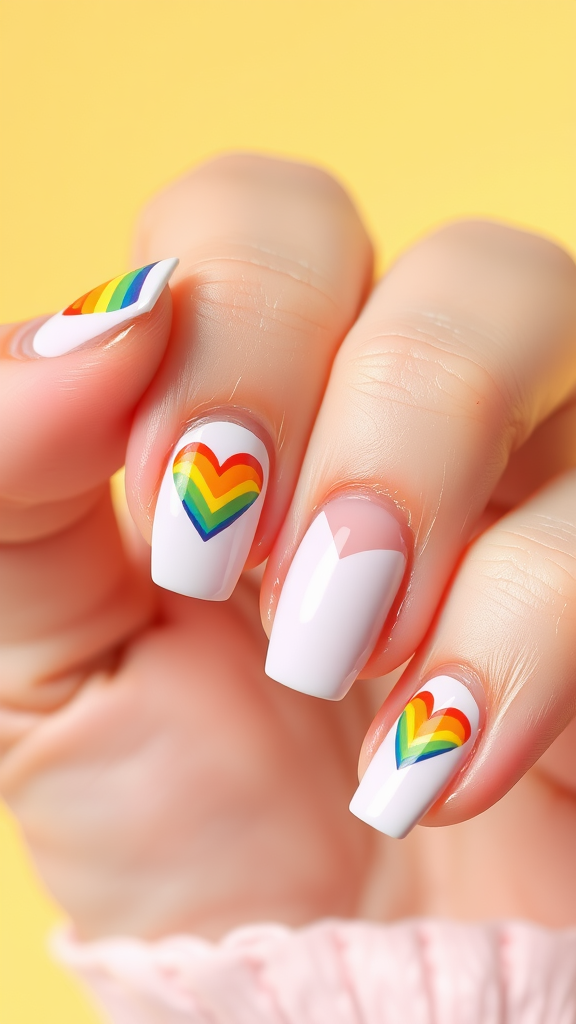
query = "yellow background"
(0, 2, 575, 1021)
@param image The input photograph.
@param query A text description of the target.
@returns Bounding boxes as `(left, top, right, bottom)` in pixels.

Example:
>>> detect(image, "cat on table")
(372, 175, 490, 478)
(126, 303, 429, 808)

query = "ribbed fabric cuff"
(53, 918, 576, 1024)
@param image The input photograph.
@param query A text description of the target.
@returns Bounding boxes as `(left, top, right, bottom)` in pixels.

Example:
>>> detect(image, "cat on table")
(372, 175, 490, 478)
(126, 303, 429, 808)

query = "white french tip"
(265, 496, 407, 700)
(32, 257, 179, 357)
(151, 419, 269, 601)
(349, 676, 480, 838)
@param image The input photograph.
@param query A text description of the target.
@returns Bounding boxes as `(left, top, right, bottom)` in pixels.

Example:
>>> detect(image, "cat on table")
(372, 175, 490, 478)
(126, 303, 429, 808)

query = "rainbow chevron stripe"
(395, 691, 471, 769)
(173, 442, 264, 541)
(63, 262, 160, 316)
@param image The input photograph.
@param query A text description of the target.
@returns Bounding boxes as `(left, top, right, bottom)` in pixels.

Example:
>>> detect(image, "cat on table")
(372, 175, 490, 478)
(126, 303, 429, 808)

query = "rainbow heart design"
(395, 690, 471, 769)
(173, 442, 264, 541)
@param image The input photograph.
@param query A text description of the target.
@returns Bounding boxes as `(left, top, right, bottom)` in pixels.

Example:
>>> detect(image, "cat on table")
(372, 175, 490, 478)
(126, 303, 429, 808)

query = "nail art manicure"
(265, 495, 407, 700)
(151, 419, 269, 601)
(32, 258, 179, 357)
(349, 676, 480, 838)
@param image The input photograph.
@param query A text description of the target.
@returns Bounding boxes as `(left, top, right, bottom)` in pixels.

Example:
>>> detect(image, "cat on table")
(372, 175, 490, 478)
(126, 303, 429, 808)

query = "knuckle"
(472, 513, 576, 622)
(429, 219, 576, 275)
(144, 152, 361, 228)
(190, 255, 342, 346)
(338, 314, 521, 437)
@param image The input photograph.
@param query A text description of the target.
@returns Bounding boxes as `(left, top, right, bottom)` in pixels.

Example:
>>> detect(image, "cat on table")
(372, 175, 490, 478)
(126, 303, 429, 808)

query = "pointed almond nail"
(32, 258, 179, 357)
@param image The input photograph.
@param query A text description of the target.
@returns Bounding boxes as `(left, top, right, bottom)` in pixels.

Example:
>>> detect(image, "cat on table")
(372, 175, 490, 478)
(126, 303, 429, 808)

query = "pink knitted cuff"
(53, 918, 576, 1024)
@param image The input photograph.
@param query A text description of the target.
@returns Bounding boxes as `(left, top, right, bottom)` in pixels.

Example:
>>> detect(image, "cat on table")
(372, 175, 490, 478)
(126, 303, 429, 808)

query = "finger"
(126, 154, 372, 601)
(263, 222, 576, 698)
(351, 468, 576, 838)
(0, 261, 176, 702)
(0, 259, 176, 539)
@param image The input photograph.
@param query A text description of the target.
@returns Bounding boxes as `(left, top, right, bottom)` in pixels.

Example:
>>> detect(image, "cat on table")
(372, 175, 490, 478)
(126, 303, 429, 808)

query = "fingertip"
(28, 258, 177, 358)
(0, 285, 175, 507)
(351, 672, 482, 839)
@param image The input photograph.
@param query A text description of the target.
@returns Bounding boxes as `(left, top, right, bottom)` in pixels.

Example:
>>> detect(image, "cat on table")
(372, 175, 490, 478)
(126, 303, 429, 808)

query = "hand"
(1, 155, 575, 940)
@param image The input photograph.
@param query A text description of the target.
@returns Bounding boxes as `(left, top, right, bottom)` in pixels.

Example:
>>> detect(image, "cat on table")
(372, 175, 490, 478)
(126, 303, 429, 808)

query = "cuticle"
(170, 406, 275, 471)
(312, 484, 413, 557)
(7, 316, 49, 360)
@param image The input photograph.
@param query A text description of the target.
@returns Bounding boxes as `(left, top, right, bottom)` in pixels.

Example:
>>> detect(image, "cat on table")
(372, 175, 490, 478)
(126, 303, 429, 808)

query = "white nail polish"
(32, 258, 179, 357)
(265, 496, 407, 700)
(151, 420, 269, 601)
(349, 676, 480, 838)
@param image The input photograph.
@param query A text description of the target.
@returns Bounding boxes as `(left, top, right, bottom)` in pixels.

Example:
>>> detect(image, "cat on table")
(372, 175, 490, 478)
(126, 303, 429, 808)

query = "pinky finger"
(351, 469, 576, 839)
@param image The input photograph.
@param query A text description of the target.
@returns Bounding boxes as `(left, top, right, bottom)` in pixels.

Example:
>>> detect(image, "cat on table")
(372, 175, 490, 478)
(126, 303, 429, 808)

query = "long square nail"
(349, 676, 480, 838)
(151, 419, 269, 601)
(265, 495, 407, 700)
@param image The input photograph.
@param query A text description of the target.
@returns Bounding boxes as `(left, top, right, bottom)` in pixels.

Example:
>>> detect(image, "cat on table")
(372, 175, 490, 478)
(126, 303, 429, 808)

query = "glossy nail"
(32, 258, 179, 357)
(349, 675, 480, 838)
(265, 495, 407, 700)
(151, 419, 269, 601)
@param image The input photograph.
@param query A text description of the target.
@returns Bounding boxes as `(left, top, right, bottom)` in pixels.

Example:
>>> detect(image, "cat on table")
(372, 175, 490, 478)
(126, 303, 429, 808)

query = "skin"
(0, 154, 575, 941)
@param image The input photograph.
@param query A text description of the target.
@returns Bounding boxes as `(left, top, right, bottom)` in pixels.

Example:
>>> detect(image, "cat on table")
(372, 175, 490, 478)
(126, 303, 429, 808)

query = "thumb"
(1, 258, 177, 541)
(0, 259, 176, 710)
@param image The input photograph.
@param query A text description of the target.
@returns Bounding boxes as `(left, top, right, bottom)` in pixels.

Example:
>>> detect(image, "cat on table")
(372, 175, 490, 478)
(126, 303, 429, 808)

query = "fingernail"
(265, 495, 407, 700)
(32, 258, 179, 357)
(349, 676, 480, 838)
(151, 419, 269, 601)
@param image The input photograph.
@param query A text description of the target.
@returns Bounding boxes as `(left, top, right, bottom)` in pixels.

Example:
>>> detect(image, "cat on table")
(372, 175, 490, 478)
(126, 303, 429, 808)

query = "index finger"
(127, 155, 373, 601)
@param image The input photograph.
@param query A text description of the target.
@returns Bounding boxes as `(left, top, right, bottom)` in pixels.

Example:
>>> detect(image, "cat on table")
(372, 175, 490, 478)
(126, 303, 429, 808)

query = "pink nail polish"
(265, 496, 407, 700)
